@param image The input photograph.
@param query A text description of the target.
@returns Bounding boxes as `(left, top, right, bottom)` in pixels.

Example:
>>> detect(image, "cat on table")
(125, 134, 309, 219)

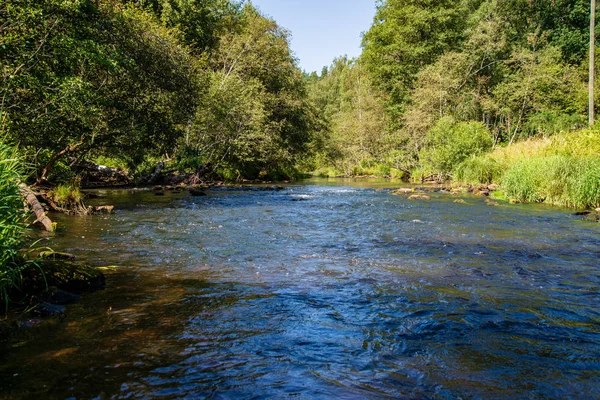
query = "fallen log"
(19, 183, 55, 232)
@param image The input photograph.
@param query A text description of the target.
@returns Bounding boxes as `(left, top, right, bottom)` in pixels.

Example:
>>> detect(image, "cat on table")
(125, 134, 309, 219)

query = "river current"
(1, 179, 599, 399)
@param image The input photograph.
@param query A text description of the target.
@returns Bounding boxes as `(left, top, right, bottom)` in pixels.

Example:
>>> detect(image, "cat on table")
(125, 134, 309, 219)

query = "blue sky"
(249, 0, 377, 73)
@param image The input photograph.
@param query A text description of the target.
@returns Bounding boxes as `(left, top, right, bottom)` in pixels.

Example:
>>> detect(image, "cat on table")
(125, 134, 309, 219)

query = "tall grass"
(0, 140, 28, 302)
(454, 128, 600, 209)
(49, 183, 84, 207)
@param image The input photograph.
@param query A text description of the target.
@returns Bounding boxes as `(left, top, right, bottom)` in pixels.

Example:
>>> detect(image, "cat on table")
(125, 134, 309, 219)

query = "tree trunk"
(591, 0, 596, 125)
(19, 183, 55, 232)
(36, 142, 82, 185)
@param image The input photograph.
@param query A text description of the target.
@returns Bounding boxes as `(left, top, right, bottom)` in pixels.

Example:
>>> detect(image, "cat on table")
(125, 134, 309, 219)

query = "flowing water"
(1, 179, 599, 399)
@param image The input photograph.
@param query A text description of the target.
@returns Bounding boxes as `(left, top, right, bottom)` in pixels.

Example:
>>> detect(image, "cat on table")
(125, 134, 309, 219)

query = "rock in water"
(36, 286, 83, 305)
(408, 194, 431, 200)
(21, 261, 106, 294)
(189, 187, 208, 196)
(31, 302, 66, 317)
(391, 188, 414, 195)
(39, 251, 76, 261)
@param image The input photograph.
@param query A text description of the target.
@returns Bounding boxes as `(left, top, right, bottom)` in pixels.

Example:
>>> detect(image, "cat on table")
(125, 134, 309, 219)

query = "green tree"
(185, 4, 320, 179)
(1, 0, 201, 181)
(361, 0, 471, 120)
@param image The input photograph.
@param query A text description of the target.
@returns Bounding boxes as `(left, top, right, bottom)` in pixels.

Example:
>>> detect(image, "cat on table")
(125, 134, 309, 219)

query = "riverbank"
(312, 128, 600, 211)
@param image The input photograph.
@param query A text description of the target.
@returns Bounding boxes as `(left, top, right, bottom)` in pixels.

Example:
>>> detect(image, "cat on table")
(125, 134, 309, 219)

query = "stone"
(31, 302, 66, 317)
(39, 251, 76, 261)
(408, 194, 430, 200)
(152, 185, 163, 191)
(21, 261, 105, 294)
(92, 205, 114, 214)
(454, 199, 467, 204)
(189, 188, 208, 196)
(391, 188, 414, 195)
(36, 286, 83, 305)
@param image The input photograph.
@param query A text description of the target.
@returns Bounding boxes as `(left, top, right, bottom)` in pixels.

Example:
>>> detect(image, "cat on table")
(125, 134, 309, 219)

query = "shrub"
(523, 112, 586, 137)
(419, 117, 493, 178)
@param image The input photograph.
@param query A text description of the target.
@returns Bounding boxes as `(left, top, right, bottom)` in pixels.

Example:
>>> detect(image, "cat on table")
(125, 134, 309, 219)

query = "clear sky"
(249, 0, 377, 73)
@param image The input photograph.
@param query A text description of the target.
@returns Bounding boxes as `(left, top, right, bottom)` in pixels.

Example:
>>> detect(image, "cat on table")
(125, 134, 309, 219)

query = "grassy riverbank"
(456, 128, 600, 210)
(311, 127, 600, 211)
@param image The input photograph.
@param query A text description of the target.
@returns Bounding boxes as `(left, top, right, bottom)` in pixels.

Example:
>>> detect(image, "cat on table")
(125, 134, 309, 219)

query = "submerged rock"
(408, 194, 431, 200)
(36, 286, 83, 305)
(391, 188, 414, 195)
(454, 199, 467, 204)
(573, 210, 592, 216)
(189, 187, 208, 196)
(31, 302, 66, 317)
(39, 251, 76, 261)
(21, 260, 105, 294)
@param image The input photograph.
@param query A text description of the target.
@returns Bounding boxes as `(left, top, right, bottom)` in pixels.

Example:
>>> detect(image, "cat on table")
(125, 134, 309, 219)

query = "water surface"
(1, 179, 599, 399)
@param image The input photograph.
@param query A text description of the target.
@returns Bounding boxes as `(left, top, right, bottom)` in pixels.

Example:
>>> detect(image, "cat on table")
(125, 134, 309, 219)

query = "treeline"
(307, 0, 596, 182)
(1, 0, 321, 182)
(2, 0, 598, 193)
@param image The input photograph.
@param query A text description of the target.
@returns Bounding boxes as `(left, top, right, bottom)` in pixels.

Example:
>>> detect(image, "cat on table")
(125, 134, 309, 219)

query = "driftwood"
(19, 183, 55, 232)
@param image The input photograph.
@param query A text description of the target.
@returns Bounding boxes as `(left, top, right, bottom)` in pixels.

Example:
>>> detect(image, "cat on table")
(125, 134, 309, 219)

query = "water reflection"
(1, 181, 599, 398)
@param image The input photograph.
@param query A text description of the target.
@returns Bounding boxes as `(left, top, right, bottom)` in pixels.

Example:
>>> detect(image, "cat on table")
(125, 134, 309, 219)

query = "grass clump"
(454, 155, 504, 184)
(0, 140, 28, 301)
(49, 184, 84, 208)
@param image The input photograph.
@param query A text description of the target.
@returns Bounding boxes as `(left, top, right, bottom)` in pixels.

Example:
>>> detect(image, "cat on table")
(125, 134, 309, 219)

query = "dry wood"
(19, 183, 55, 232)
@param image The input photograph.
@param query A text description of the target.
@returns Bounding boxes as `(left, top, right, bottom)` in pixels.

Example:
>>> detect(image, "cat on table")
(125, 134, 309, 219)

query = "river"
(1, 179, 599, 399)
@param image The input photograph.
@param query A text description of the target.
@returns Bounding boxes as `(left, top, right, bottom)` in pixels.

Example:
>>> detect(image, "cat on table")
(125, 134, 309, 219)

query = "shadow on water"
(1, 180, 600, 399)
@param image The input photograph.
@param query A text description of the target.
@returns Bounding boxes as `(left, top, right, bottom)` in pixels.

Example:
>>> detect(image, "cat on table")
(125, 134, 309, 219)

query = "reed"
(0, 139, 28, 301)
(455, 128, 600, 209)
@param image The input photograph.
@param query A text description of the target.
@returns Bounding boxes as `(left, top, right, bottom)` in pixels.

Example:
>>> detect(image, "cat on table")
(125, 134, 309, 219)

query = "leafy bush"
(0, 140, 28, 300)
(419, 117, 493, 178)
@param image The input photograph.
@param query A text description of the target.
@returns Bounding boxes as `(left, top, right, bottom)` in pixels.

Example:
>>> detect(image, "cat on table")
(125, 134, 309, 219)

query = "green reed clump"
(502, 155, 600, 209)
(454, 155, 505, 184)
(569, 158, 600, 209)
(0, 140, 28, 300)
